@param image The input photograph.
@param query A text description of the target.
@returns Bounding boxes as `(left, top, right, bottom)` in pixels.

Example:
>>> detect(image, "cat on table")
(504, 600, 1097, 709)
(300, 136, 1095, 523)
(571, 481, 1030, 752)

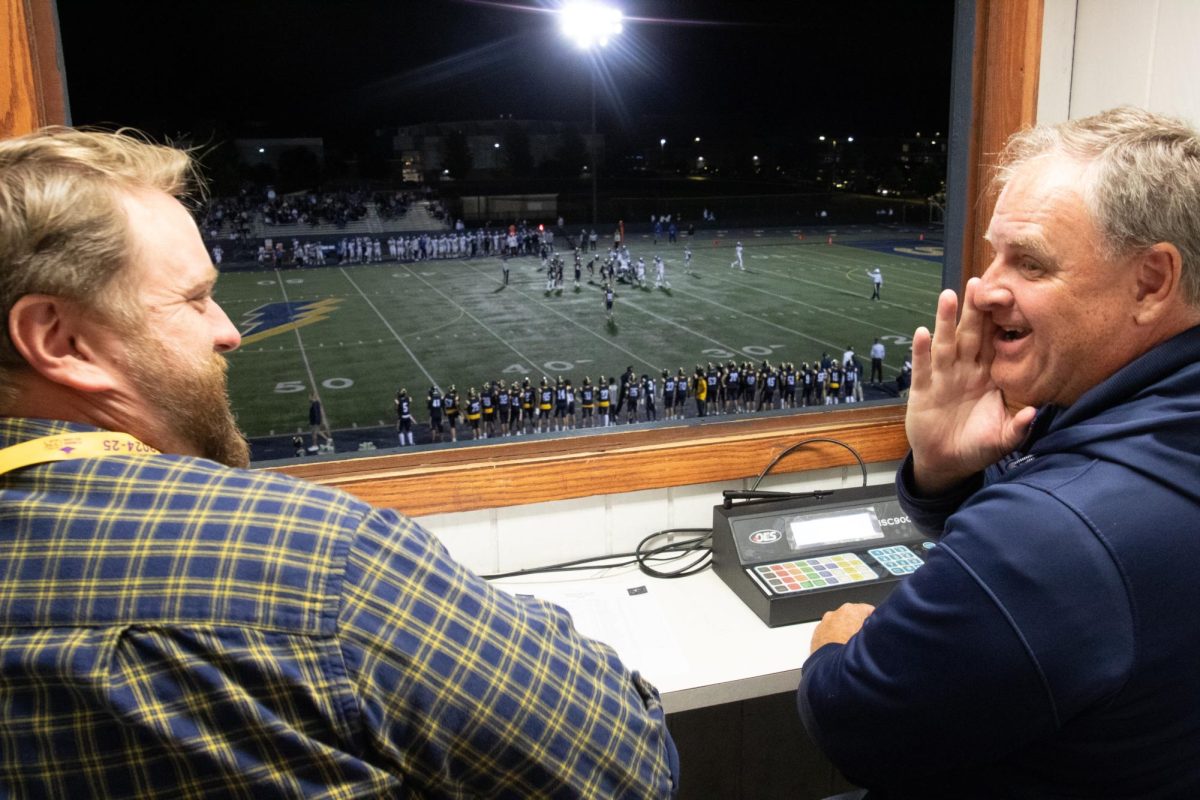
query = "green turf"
(217, 226, 941, 438)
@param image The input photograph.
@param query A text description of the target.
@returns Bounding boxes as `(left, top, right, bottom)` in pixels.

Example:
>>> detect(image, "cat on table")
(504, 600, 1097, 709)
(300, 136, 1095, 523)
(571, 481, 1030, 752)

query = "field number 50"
(275, 378, 355, 393)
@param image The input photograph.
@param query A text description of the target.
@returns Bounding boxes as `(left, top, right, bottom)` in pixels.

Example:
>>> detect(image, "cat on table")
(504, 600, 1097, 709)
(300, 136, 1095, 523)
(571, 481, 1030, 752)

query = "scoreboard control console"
(712, 485, 935, 627)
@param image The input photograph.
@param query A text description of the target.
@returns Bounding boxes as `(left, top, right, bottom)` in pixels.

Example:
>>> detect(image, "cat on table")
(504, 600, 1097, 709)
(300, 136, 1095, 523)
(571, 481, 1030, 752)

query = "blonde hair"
(995, 106, 1200, 306)
(0, 127, 200, 401)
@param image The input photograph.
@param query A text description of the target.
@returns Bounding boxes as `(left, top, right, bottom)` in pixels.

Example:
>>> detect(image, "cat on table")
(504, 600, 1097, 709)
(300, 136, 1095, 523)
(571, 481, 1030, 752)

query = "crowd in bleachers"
(373, 190, 414, 221)
(258, 188, 369, 227)
(199, 194, 256, 240)
(197, 185, 383, 237)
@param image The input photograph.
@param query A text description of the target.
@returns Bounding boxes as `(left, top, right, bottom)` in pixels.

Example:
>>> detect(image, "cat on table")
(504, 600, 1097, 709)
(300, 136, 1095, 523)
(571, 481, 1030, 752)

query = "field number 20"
(275, 378, 355, 393)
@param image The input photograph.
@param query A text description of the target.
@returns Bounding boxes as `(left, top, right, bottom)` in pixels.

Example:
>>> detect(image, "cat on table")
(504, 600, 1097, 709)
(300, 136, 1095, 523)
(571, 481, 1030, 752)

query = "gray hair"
(995, 106, 1200, 306)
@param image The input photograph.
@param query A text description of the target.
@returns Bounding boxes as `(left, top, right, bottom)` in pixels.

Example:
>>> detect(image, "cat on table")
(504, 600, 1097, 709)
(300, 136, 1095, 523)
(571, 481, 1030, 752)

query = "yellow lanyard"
(0, 432, 159, 477)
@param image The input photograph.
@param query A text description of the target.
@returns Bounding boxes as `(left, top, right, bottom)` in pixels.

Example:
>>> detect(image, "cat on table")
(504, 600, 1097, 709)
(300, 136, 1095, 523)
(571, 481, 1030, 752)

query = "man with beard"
(801, 108, 1200, 796)
(0, 128, 679, 799)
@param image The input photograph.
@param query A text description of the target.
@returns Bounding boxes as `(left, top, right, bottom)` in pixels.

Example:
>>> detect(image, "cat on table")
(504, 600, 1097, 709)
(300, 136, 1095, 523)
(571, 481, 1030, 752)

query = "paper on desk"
(499, 581, 689, 688)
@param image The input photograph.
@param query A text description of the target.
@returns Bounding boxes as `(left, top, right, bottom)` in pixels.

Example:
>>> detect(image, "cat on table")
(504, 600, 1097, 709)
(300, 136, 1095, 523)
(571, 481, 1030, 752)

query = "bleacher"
(249, 201, 450, 239)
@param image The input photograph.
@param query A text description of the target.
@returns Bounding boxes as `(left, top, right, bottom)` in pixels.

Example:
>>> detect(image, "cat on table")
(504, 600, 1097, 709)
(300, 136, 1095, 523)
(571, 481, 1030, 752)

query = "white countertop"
(493, 566, 817, 714)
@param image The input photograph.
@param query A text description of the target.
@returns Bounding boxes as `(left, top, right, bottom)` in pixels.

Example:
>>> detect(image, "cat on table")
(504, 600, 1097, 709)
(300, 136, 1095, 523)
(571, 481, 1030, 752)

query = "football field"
(217, 224, 942, 454)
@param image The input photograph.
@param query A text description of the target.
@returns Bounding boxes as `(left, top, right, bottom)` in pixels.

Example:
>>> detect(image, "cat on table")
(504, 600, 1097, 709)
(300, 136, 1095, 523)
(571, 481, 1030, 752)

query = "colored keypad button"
(867, 545, 925, 576)
(750, 553, 879, 595)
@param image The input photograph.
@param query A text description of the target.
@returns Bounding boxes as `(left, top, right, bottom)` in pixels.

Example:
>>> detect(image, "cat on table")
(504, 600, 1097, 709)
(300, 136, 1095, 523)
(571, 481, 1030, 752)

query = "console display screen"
(787, 509, 884, 550)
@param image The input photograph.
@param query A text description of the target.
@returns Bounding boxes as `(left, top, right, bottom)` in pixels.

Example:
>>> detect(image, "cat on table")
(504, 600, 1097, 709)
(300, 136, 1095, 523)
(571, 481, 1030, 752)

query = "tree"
(550, 126, 587, 179)
(913, 160, 945, 198)
(276, 147, 322, 192)
(441, 130, 473, 180)
(502, 123, 534, 177)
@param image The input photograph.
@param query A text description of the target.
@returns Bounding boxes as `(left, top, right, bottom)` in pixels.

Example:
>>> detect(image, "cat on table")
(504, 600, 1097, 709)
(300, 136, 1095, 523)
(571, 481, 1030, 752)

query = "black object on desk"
(712, 485, 934, 627)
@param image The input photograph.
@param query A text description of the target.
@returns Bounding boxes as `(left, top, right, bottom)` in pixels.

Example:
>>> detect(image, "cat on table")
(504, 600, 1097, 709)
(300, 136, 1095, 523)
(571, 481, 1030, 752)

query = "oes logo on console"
(749, 529, 783, 544)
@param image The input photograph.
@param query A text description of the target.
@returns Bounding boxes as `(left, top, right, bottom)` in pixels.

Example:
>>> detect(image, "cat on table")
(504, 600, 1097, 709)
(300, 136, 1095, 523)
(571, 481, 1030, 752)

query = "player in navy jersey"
(465, 389, 483, 439)
(481, 383, 496, 438)
(758, 363, 778, 411)
(395, 388, 415, 446)
(580, 377, 595, 427)
(554, 378, 569, 431)
(564, 379, 577, 429)
(742, 363, 758, 409)
(725, 361, 741, 413)
(520, 379, 535, 434)
(496, 381, 510, 437)
(538, 378, 554, 433)
(842, 361, 858, 404)
(443, 386, 460, 440)
(509, 382, 522, 435)
(427, 386, 444, 443)
(674, 368, 688, 417)
(597, 376, 612, 426)
(783, 364, 797, 409)
(642, 374, 657, 421)
(661, 370, 675, 419)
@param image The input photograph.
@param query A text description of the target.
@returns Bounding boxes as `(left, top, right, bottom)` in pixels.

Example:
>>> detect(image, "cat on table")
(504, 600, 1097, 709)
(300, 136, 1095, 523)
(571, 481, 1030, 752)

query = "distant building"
(393, 120, 602, 180)
(234, 137, 324, 169)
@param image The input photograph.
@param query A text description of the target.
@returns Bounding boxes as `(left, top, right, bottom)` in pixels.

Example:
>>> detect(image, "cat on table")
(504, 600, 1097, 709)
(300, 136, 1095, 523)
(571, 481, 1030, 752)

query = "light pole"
(560, 2, 623, 227)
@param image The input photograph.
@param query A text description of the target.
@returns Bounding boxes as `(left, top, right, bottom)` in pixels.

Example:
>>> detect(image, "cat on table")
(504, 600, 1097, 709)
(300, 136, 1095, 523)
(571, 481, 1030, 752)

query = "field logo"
(239, 298, 342, 345)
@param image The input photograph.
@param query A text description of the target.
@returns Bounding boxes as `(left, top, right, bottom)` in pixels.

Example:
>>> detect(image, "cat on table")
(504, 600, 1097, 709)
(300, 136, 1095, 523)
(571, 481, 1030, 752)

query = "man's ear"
(8, 294, 122, 393)
(1132, 243, 1186, 323)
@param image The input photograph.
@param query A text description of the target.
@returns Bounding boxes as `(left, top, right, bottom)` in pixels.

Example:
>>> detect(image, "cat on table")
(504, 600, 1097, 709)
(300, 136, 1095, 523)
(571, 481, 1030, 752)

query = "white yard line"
(339, 267, 442, 389)
(400, 265, 546, 376)
(689, 268, 918, 347)
(463, 262, 662, 372)
(273, 270, 326, 402)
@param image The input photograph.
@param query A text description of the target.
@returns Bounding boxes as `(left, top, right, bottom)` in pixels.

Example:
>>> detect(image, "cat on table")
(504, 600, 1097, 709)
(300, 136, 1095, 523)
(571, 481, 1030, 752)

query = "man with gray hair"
(0, 127, 678, 797)
(801, 107, 1200, 795)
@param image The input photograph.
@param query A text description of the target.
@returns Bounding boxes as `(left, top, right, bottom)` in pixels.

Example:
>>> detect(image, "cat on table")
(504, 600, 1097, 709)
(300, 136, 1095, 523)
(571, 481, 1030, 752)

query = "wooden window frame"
(5, 0, 1041, 517)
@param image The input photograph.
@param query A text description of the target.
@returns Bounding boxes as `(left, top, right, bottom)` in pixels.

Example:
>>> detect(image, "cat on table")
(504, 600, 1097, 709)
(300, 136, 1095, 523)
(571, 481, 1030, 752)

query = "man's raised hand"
(906, 279, 1036, 495)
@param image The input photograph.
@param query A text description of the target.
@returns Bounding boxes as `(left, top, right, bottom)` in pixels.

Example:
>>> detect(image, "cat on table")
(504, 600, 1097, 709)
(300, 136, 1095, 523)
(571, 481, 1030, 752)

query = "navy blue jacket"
(799, 325, 1200, 798)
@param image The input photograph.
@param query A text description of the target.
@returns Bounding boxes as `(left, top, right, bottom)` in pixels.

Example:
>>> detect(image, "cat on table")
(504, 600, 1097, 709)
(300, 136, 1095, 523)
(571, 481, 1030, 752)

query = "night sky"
(55, 1, 956, 143)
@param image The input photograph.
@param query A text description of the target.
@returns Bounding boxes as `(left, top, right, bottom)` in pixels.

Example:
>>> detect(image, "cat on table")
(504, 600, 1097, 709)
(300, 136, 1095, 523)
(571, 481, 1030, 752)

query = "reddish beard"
(123, 333, 250, 468)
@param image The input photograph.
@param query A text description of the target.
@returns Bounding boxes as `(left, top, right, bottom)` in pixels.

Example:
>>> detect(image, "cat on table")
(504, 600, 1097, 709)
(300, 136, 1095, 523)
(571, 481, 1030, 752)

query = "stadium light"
(560, 2, 624, 225)
(560, 1, 624, 49)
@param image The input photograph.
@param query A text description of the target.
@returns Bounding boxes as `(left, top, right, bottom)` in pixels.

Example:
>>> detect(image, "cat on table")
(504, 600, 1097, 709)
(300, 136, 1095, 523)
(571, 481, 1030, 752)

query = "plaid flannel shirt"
(0, 418, 678, 798)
